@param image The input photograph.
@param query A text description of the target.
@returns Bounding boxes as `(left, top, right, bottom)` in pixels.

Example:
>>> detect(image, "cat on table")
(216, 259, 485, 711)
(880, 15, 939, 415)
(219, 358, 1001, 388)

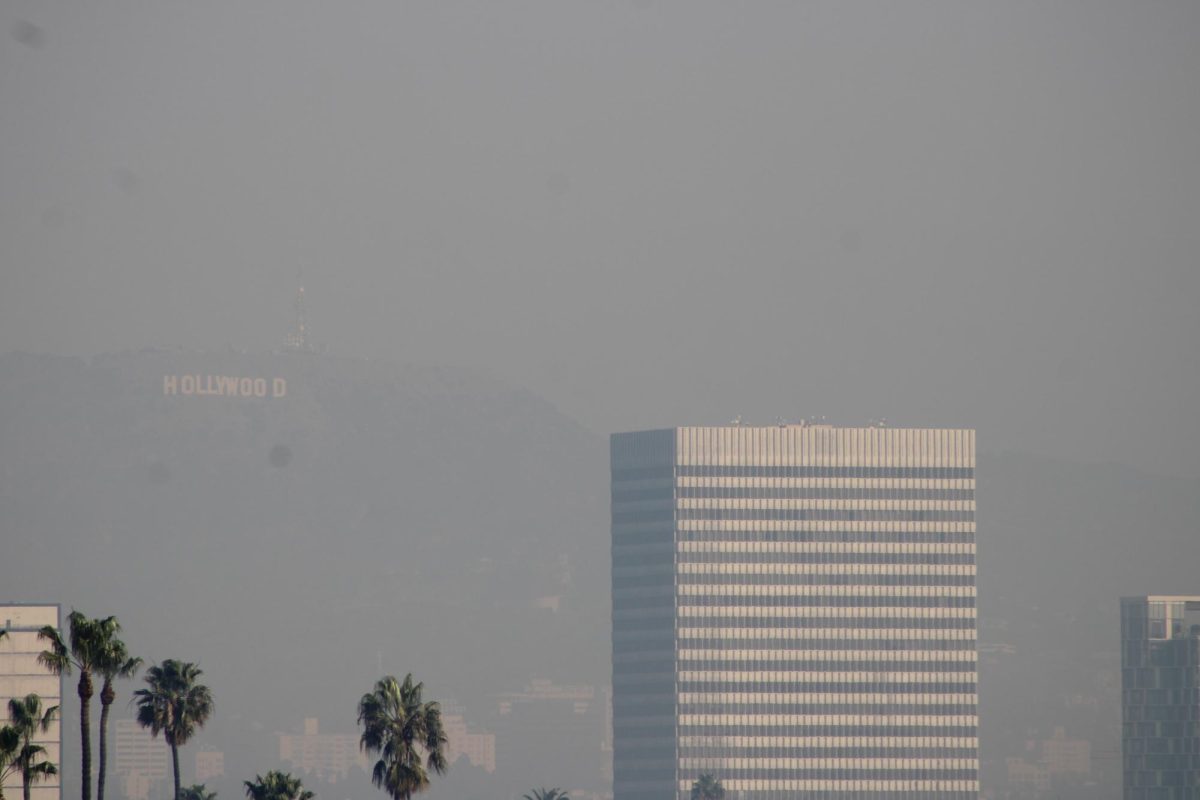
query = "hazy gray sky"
(2, 1, 1198, 476)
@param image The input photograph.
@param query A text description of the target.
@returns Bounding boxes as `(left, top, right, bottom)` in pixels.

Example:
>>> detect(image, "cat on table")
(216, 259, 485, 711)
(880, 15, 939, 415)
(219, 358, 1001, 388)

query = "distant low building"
(1006, 757, 1050, 793)
(495, 679, 607, 793)
(113, 719, 170, 800)
(278, 718, 367, 783)
(1003, 727, 1092, 798)
(1041, 727, 1090, 777)
(441, 712, 495, 773)
(194, 749, 225, 782)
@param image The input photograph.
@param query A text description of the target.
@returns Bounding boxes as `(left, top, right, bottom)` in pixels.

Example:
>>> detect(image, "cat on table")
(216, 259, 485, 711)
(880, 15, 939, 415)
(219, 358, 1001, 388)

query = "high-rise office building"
(1, 605, 62, 800)
(611, 425, 978, 800)
(113, 717, 171, 800)
(1120, 595, 1200, 799)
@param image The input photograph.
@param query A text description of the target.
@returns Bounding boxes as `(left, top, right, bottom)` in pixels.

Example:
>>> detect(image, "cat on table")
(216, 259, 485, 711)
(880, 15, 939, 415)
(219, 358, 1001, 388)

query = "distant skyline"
(2, 1, 1199, 479)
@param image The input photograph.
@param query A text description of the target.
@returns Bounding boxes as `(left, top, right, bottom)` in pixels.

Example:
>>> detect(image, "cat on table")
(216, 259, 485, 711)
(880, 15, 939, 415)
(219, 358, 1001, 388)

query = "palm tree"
(522, 789, 570, 800)
(7, 695, 59, 800)
(95, 636, 141, 800)
(180, 786, 217, 800)
(133, 660, 214, 800)
(0, 632, 14, 800)
(243, 772, 313, 800)
(37, 611, 119, 800)
(690, 774, 725, 800)
(0, 724, 21, 800)
(177, 786, 216, 800)
(356, 674, 448, 800)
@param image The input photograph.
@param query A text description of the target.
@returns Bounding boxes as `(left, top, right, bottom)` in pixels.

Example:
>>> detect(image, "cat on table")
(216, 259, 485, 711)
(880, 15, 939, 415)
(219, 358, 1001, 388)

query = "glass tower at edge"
(1120, 595, 1200, 798)
(611, 425, 978, 799)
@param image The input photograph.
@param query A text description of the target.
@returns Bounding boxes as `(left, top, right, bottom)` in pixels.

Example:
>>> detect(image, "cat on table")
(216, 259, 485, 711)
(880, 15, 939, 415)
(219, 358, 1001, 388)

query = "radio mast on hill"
(284, 275, 311, 352)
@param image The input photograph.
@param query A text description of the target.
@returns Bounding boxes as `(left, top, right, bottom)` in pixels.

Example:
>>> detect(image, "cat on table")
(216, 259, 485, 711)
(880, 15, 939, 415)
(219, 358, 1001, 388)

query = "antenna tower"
(284, 275, 310, 351)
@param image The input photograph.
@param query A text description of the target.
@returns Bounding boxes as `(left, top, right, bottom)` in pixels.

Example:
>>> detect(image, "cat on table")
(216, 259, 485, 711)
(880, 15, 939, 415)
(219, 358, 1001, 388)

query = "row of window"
(676, 466, 976, 479)
(615, 509, 976, 523)
(619, 617, 975, 631)
(1124, 721, 1200, 738)
(672, 786, 981, 799)
(676, 682, 977, 694)
(614, 487, 976, 503)
(612, 782, 980, 800)
(614, 528, 976, 543)
(674, 725, 979, 737)
(612, 466, 976, 481)
(1123, 754, 1200, 770)
(619, 660, 976, 674)
(1123, 738, 1200, 755)
(680, 767, 982, 780)
(673, 531, 977, 543)
(674, 552, 976, 565)
(1125, 688, 1200, 705)
(616, 583, 971, 596)
(676, 704, 979, 716)
(1124, 705, 1200, 722)
(623, 638, 976, 652)
(673, 574, 977, 587)
(617, 595, 976, 610)
(678, 746, 978, 759)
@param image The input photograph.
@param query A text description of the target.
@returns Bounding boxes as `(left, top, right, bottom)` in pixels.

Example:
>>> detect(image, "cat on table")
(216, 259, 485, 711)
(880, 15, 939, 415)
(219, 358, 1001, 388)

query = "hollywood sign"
(164, 374, 287, 398)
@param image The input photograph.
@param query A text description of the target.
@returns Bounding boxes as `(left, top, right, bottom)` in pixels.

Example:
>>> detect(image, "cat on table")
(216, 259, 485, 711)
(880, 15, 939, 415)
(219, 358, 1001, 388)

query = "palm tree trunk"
(22, 770, 30, 800)
(79, 671, 94, 800)
(170, 742, 181, 800)
(98, 682, 113, 800)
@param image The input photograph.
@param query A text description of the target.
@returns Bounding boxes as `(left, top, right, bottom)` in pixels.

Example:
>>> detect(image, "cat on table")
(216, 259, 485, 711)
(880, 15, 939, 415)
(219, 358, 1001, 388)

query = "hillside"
(3, 350, 1198, 799)
(0, 349, 610, 797)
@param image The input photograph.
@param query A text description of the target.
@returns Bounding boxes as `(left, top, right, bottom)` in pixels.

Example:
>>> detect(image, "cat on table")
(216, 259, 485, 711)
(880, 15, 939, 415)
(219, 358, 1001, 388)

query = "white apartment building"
(611, 425, 978, 800)
(1, 605, 62, 800)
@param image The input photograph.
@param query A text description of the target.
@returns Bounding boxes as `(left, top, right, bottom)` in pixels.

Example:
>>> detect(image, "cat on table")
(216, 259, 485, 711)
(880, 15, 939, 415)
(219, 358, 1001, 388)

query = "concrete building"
(113, 718, 170, 800)
(1120, 596, 1200, 799)
(194, 749, 225, 782)
(442, 711, 496, 773)
(1003, 727, 1091, 797)
(1041, 727, 1090, 777)
(0, 605, 62, 800)
(278, 718, 367, 783)
(612, 425, 978, 799)
(494, 679, 608, 793)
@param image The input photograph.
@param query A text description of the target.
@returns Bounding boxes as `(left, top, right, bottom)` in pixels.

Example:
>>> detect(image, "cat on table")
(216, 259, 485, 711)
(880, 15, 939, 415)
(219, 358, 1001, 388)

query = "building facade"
(194, 749, 225, 782)
(442, 712, 496, 774)
(1, 605, 62, 800)
(494, 679, 608, 793)
(113, 717, 170, 800)
(611, 425, 978, 799)
(1120, 596, 1200, 799)
(278, 718, 367, 783)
